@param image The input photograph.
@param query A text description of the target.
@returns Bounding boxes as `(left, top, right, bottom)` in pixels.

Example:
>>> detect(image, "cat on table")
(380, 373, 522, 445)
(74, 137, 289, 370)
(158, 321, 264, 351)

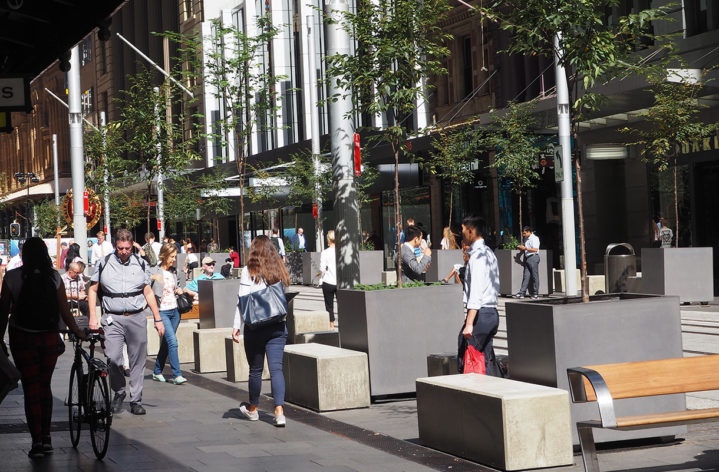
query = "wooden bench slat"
(581, 355, 719, 401)
(615, 407, 719, 429)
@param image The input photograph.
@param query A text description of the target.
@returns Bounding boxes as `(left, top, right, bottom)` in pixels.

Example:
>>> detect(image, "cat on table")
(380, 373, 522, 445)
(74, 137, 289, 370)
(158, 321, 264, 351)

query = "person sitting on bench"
(62, 261, 89, 319)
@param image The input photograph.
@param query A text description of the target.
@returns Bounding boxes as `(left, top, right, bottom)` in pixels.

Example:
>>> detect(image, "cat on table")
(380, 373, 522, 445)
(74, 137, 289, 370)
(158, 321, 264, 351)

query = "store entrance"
(694, 160, 719, 296)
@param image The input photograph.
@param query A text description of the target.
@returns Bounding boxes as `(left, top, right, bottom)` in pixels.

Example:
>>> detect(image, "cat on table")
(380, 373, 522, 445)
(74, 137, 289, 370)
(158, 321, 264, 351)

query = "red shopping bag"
(463, 345, 486, 374)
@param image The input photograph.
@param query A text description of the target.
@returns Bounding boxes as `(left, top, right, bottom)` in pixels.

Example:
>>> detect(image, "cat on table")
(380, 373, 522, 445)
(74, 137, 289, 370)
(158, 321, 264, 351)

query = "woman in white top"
(440, 226, 459, 250)
(319, 230, 337, 329)
(151, 244, 187, 385)
(232, 235, 290, 427)
(184, 243, 199, 280)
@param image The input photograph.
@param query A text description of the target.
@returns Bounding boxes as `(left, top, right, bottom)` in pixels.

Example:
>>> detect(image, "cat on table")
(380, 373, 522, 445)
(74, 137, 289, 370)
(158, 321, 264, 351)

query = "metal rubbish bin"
(604, 243, 637, 293)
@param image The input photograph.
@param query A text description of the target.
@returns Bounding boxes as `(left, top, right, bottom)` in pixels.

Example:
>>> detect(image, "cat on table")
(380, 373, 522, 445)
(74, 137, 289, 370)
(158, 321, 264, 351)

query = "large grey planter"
(425, 249, 463, 283)
(286, 253, 303, 285)
(506, 293, 685, 444)
(495, 249, 553, 296)
(338, 284, 465, 397)
(640, 247, 714, 303)
(302, 251, 322, 285)
(358, 251, 384, 285)
(198, 279, 242, 329)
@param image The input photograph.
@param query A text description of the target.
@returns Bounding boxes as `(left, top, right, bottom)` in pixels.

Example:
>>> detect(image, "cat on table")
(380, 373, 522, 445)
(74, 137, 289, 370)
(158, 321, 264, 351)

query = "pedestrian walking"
(232, 235, 290, 427)
(319, 230, 337, 329)
(0, 237, 85, 458)
(87, 229, 164, 416)
(514, 226, 540, 299)
(151, 244, 187, 385)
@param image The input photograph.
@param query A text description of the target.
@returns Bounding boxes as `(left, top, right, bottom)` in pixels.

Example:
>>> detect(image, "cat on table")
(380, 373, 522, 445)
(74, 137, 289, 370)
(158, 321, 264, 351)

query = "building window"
(80, 37, 92, 67)
(99, 38, 108, 74)
(462, 36, 472, 99)
(685, 0, 719, 36)
(185, 0, 194, 19)
(82, 88, 94, 116)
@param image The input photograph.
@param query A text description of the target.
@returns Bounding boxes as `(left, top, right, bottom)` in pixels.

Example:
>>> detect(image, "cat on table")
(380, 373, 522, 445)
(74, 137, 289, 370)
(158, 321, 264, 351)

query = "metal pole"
(554, 34, 577, 296)
(326, 0, 360, 288)
(52, 134, 60, 225)
(44, 88, 99, 131)
(68, 46, 88, 262)
(307, 14, 323, 252)
(154, 87, 165, 241)
(100, 112, 111, 237)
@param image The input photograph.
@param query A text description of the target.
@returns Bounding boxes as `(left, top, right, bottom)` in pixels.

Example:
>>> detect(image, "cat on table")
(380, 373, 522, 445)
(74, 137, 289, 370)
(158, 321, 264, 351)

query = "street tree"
(326, 0, 452, 285)
(478, 0, 673, 300)
(163, 168, 234, 234)
(34, 199, 61, 238)
(483, 101, 542, 235)
(622, 63, 716, 247)
(166, 16, 284, 262)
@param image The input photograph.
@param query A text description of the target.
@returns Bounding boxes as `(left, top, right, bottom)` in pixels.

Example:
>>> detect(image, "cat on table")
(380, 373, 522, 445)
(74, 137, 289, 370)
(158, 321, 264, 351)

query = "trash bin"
(604, 243, 637, 293)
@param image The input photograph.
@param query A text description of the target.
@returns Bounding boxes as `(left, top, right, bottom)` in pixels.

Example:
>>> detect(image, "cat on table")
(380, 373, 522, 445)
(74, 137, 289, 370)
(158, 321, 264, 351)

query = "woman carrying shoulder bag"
(232, 235, 290, 427)
(0, 238, 85, 458)
(150, 243, 187, 385)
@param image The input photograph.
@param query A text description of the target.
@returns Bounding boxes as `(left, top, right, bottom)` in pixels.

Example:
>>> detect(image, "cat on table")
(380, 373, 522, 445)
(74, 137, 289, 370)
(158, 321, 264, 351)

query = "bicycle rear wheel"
(68, 363, 82, 447)
(88, 373, 112, 459)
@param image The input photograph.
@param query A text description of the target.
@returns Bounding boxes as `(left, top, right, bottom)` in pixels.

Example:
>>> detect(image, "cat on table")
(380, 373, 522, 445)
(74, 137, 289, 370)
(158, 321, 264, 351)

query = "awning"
(0, 178, 72, 204)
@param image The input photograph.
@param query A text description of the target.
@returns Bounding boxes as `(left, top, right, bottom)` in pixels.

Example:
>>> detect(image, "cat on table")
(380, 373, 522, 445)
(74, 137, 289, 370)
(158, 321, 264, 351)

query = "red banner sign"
(312, 203, 318, 219)
(354, 132, 361, 176)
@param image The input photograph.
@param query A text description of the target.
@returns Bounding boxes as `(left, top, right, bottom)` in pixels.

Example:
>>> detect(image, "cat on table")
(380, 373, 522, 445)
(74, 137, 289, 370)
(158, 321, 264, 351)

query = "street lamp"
(14, 171, 39, 238)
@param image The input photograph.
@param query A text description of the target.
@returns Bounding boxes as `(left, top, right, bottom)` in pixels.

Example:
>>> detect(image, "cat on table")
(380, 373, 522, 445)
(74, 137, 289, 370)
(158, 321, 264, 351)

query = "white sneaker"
(239, 405, 259, 421)
(273, 414, 286, 427)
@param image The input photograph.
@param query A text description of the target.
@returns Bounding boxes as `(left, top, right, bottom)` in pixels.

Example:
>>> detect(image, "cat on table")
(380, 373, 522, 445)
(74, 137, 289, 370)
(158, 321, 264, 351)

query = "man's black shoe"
(111, 392, 126, 413)
(130, 403, 146, 415)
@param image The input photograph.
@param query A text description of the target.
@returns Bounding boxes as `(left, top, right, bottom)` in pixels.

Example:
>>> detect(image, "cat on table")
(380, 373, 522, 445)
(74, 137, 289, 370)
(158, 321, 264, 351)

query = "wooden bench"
(567, 355, 719, 472)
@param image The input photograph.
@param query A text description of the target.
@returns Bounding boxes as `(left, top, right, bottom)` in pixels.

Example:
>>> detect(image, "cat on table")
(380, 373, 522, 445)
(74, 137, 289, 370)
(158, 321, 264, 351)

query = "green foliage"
(360, 240, 375, 251)
(163, 169, 234, 225)
(107, 192, 146, 230)
(499, 234, 520, 250)
(34, 200, 61, 238)
(484, 100, 542, 195)
(354, 281, 441, 291)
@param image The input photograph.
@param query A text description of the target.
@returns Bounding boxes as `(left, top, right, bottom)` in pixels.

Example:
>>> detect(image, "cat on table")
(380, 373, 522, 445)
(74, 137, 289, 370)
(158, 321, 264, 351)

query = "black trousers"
(321, 282, 337, 323)
(457, 307, 499, 374)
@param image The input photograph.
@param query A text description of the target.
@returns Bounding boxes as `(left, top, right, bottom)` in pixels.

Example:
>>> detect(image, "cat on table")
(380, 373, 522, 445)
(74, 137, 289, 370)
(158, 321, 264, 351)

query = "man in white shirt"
(459, 215, 499, 374)
(92, 230, 114, 264)
(515, 226, 540, 299)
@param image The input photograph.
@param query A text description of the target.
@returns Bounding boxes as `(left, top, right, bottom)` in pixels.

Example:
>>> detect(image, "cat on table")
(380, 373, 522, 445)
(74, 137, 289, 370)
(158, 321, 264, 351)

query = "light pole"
(14, 171, 39, 238)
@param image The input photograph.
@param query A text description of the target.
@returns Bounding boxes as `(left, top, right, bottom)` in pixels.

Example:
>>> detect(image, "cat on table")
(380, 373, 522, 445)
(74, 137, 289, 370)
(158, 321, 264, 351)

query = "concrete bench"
(381, 270, 397, 285)
(568, 355, 719, 472)
(293, 330, 340, 347)
(283, 343, 370, 411)
(417, 374, 573, 471)
(426, 353, 458, 376)
(193, 327, 233, 373)
(287, 310, 329, 343)
(146, 319, 199, 364)
(224, 336, 270, 382)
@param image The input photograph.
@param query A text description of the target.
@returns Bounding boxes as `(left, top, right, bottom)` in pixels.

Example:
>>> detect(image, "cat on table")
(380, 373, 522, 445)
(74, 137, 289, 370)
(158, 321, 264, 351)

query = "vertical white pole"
(52, 134, 60, 217)
(154, 86, 165, 241)
(307, 14, 324, 251)
(554, 34, 577, 296)
(100, 112, 111, 238)
(68, 46, 88, 262)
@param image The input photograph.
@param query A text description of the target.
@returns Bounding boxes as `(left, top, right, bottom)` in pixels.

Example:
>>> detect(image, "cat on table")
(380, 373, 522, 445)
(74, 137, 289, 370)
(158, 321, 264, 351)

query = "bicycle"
(63, 329, 112, 459)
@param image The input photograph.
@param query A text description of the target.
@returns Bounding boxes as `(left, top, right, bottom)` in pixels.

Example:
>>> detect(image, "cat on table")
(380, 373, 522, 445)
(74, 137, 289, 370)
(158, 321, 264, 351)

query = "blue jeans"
(243, 322, 287, 407)
(154, 308, 182, 378)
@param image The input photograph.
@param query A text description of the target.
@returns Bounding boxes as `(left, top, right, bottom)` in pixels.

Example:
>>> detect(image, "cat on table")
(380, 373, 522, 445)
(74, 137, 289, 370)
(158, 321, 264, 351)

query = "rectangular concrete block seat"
(426, 353, 458, 377)
(283, 343, 370, 411)
(193, 328, 233, 373)
(224, 336, 270, 382)
(146, 319, 198, 364)
(381, 270, 397, 285)
(293, 330, 340, 347)
(287, 310, 329, 343)
(417, 374, 573, 471)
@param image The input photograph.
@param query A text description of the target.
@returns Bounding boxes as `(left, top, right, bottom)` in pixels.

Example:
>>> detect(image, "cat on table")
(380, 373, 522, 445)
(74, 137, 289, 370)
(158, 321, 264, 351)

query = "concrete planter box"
(495, 249, 553, 296)
(286, 253, 303, 285)
(302, 251, 321, 285)
(506, 293, 685, 444)
(640, 247, 714, 303)
(198, 279, 241, 329)
(338, 284, 465, 397)
(358, 251, 384, 285)
(425, 250, 463, 283)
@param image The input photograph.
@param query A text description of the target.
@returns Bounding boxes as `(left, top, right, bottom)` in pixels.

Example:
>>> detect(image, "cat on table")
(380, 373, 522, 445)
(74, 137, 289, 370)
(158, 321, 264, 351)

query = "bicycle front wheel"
(88, 373, 112, 459)
(68, 363, 82, 447)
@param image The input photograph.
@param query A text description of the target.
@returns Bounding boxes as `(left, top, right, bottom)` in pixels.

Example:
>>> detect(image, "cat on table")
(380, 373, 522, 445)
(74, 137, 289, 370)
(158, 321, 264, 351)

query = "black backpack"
(270, 237, 281, 253)
(94, 253, 146, 302)
(220, 262, 232, 278)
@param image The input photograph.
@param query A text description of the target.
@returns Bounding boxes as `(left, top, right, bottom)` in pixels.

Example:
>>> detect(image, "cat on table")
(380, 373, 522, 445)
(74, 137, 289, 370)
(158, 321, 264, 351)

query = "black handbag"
(238, 281, 288, 329)
(176, 293, 194, 314)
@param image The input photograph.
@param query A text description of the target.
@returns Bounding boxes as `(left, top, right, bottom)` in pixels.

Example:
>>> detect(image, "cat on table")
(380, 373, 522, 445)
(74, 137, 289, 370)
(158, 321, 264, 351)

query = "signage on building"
(0, 77, 30, 111)
(62, 189, 102, 230)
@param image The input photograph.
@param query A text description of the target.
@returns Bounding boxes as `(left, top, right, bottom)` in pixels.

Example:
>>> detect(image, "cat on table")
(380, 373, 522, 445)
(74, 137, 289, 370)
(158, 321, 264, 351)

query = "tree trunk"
(392, 140, 403, 287)
(518, 192, 523, 237)
(238, 157, 246, 266)
(448, 188, 453, 228)
(673, 157, 679, 248)
(575, 156, 589, 302)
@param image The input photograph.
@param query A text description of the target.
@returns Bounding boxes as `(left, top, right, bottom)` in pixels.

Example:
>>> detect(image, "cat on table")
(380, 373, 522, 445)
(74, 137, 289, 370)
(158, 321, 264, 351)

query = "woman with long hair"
(232, 235, 290, 427)
(0, 237, 85, 458)
(151, 244, 187, 385)
(64, 242, 82, 270)
(441, 226, 459, 250)
(184, 242, 198, 280)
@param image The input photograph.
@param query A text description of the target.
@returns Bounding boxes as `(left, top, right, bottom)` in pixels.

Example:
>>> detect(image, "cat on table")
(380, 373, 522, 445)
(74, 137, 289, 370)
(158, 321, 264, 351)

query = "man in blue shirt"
(183, 256, 225, 299)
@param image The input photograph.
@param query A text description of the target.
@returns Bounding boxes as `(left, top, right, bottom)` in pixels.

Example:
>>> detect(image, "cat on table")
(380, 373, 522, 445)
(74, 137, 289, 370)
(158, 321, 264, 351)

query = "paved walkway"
(2, 287, 719, 471)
